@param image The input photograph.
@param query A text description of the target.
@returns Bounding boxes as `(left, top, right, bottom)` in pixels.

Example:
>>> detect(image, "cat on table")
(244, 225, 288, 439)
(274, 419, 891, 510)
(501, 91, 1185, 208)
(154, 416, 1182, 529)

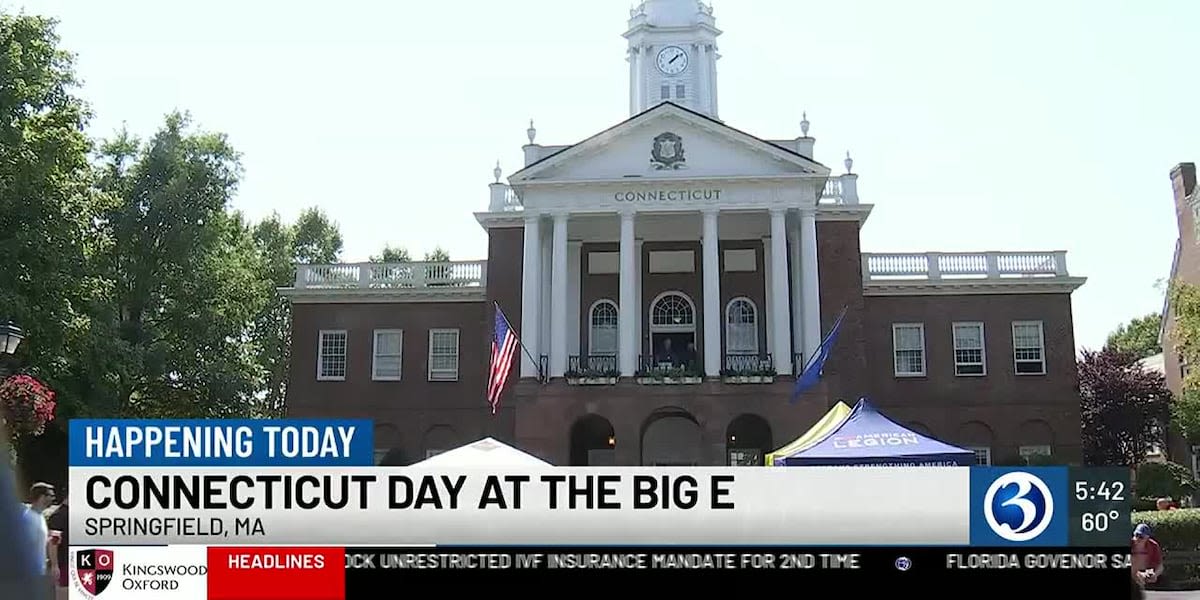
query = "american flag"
(487, 304, 520, 414)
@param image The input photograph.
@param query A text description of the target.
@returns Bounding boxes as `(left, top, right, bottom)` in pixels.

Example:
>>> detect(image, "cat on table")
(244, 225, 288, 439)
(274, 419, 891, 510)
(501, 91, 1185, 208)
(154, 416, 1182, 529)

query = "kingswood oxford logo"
(650, 132, 686, 170)
(73, 549, 115, 597)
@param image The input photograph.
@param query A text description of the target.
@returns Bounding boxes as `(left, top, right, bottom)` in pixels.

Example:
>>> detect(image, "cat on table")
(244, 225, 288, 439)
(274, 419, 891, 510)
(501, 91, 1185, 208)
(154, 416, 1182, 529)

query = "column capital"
(550, 210, 570, 222)
(701, 207, 720, 217)
(799, 206, 818, 219)
(768, 206, 788, 218)
(523, 213, 541, 225)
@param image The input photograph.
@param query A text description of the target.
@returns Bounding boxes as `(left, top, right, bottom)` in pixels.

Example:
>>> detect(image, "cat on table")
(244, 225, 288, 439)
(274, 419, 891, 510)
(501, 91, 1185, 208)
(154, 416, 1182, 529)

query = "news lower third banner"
(68, 419, 1131, 548)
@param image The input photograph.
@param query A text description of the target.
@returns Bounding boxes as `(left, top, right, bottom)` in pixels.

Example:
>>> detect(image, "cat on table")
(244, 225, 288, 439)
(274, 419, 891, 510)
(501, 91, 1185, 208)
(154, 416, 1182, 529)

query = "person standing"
(44, 493, 68, 599)
(0, 428, 43, 598)
(22, 483, 57, 587)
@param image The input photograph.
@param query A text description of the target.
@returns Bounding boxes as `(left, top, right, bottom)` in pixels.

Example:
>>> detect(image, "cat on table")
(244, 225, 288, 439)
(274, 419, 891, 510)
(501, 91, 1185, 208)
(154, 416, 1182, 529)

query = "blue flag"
(791, 307, 848, 403)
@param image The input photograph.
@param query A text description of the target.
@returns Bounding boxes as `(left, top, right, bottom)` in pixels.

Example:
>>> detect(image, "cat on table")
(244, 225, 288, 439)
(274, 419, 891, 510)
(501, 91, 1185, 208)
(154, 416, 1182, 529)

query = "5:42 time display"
(1075, 480, 1126, 502)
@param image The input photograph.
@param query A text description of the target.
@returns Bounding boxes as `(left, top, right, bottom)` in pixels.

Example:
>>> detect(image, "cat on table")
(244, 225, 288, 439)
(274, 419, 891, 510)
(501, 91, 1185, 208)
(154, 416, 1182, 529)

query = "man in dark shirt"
(45, 492, 68, 598)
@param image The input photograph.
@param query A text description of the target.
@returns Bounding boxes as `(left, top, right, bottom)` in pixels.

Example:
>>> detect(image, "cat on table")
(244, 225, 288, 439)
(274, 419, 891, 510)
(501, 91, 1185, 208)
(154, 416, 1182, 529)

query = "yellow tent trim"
(764, 401, 852, 466)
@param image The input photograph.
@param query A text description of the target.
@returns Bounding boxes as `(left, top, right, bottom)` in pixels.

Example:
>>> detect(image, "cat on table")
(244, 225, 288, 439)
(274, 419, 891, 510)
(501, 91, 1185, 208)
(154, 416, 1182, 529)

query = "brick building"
(1158, 162, 1199, 478)
(281, 0, 1087, 467)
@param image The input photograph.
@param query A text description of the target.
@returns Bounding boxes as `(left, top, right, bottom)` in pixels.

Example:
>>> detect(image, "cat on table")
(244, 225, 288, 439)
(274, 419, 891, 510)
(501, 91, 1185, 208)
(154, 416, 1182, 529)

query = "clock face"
(656, 46, 689, 75)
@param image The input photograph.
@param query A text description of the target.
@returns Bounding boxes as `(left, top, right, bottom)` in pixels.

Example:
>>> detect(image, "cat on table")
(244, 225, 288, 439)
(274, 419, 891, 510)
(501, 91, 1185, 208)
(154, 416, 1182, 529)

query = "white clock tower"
(624, 0, 722, 119)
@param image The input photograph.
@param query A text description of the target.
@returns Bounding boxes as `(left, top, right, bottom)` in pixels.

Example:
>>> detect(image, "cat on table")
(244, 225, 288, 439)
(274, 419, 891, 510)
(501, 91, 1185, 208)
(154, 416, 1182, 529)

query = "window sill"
(894, 373, 927, 379)
(372, 377, 403, 382)
(316, 377, 346, 382)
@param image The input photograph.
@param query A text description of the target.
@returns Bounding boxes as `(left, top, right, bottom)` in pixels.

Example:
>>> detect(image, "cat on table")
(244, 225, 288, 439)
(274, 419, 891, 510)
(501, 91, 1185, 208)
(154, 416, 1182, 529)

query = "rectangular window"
(1012, 321, 1046, 375)
(428, 329, 460, 382)
(372, 330, 403, 381)
(967, 446, 992, 466)
(316, 330, 347, 381)
(675, 84, 686, 99)
(952, 322, 986, 376)
(1019, 445, 1051, 460)
(892, 323, 926, 377)
(661, 85, 670, 100)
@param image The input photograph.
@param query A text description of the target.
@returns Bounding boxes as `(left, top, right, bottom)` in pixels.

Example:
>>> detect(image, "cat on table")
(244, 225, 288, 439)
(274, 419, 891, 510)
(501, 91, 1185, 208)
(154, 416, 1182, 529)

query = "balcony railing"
(294, 261, 487, 289)
(636, 354, 702, 384)
(567, 355, 619, 378)
(722, 353, 774, 374)
(862, 251, 1069, 283)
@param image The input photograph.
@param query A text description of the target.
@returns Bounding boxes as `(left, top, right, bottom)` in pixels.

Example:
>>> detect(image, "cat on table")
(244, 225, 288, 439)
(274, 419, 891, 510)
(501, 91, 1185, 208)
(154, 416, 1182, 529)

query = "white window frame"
(587, 300, 619, 357)
(1019, 445, 1052, 460)
(966, 446, 992, 466)
(725, 297, 759, 356)
(1012, 321, 1047, 375)
(372, 329, 404, 381)
(428, 329, 460, 382)
(952, 322, 986, 377)
(316, 330, 348, 381)
(892, 323, 927, 377)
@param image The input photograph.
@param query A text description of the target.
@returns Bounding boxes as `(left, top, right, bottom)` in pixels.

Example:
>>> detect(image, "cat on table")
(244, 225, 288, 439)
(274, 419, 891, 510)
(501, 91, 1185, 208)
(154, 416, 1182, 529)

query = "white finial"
(800, 111, 810, 137)
(493, 160, 502, 183)
(527, 119, 537, 144)
(844, 151, 854, 174)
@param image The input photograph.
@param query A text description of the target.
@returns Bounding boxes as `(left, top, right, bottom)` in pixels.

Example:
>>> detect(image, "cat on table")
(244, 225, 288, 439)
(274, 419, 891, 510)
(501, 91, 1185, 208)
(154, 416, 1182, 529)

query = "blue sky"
(6, 0, 1196, 352)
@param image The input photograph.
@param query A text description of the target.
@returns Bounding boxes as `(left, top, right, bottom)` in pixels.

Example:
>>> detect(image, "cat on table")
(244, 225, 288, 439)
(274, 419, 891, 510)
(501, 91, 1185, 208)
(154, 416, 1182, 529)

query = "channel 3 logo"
(970, 468, 1066, 546)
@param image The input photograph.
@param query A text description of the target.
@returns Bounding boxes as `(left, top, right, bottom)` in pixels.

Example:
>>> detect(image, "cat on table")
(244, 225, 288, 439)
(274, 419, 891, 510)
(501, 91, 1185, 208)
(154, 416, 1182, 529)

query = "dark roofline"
(509, 101, 827, 180)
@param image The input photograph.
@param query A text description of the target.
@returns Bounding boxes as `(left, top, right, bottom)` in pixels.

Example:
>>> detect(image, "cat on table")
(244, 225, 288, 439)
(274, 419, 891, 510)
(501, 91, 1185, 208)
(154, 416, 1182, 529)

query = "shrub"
(1136, 461, 1198, 501)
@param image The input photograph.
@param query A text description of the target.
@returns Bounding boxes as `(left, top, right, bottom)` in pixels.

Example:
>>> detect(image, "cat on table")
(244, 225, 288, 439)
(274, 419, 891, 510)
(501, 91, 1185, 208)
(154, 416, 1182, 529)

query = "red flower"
(0, 374, 57, 437)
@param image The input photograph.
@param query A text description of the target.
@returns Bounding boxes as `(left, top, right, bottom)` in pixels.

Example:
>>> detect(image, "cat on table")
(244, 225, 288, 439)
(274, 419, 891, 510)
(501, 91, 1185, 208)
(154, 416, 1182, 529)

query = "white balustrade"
(862, 251, 1070, 283)
(294, 261, 487, 289)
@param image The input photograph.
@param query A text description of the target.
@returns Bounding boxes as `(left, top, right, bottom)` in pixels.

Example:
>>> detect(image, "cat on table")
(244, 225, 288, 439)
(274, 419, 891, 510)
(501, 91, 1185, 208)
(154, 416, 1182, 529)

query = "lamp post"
(0, 320, 23, 378)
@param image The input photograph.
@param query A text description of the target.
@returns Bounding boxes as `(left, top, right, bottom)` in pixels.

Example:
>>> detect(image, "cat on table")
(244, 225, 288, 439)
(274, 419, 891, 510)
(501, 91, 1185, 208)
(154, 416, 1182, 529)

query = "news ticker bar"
(69, 545, 1134, 599)
(69, 466, 1131, 547)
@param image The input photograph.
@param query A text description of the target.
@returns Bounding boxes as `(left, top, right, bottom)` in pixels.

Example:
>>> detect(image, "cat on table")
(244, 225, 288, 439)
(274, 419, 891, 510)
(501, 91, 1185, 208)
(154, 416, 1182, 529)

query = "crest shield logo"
(650, 132, 686, 170)
(74, 549, 115, 596)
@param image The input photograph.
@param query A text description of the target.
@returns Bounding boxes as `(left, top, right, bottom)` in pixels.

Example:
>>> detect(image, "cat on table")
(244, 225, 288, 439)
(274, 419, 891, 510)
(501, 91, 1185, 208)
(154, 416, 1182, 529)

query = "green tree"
(424, 247, 450, 262)
(1106, 313, 1163, 360)
(251, 208, 342, 415)
(1170, 281, 1200, 443)
(0, 13, 109, 418)
(370, 246, 410, 263)
(92, 113, 267, 417)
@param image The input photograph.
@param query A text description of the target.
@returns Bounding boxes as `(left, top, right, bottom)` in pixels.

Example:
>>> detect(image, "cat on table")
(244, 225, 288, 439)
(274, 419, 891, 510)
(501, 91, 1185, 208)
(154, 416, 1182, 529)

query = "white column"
(701, 209, 721, 377)
(762, 237, 773, 358)
(788, 222, 804, 368)
(520, 216, 542, 378)
(549, 213, 569, 378)
(634, 238, 644, 363)
(769, 209, 793, 375)
(540, 227, 552, 362)
(568, 241, 582, 362)
(800, 208, 822, 362)
(618, 211, 637, 376)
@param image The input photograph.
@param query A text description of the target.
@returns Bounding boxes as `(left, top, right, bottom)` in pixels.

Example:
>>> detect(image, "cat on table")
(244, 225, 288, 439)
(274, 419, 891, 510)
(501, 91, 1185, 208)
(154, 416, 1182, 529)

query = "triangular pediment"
(509, 103, 829, 184)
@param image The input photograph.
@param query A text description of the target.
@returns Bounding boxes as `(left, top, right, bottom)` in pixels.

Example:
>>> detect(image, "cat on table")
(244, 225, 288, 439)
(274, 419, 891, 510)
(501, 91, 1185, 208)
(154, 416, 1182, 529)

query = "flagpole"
(494, 302, 545, 382)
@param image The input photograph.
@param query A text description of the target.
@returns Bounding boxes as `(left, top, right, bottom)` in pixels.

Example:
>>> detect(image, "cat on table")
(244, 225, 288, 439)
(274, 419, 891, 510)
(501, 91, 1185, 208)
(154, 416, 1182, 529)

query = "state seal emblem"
(650, 132, 686, 170)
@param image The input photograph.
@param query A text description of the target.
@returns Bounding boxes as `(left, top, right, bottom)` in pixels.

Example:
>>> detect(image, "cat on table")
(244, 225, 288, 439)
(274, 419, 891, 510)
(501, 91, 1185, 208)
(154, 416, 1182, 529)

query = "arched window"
(650, 292, 695, 331)
(725, 297, 758, 355)
(589, 300, 619, 356)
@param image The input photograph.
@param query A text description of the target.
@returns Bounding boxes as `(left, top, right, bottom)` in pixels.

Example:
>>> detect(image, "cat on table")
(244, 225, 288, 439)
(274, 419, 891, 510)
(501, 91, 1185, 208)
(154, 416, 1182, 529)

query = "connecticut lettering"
(613, 189, 721, 202)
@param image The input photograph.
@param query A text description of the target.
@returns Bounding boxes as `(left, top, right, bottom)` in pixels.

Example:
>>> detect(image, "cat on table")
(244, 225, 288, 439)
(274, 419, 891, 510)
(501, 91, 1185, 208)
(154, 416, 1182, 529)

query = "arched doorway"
(373, 424, 405, 465)
(569, 415, 616, 466)
(726, 414, 772, 466)
(641, 407, 703, 466)
(649, 291, 697, 369)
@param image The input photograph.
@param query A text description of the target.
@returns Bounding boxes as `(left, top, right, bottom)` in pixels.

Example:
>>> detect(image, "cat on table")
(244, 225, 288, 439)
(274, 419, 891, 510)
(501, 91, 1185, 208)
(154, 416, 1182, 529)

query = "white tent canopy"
(409, 437, 553, 468)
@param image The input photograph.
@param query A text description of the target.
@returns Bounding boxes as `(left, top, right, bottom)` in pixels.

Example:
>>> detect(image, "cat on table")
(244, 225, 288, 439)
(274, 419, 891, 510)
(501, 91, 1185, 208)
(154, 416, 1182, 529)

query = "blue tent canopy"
(775, 398, 975, 466)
